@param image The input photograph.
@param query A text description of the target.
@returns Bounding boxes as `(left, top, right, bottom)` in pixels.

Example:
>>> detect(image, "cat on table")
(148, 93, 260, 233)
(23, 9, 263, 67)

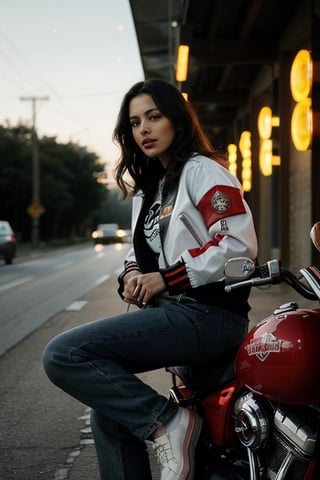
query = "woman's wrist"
(117, 264, 141, 300)
(159, 260, 191, 294)
(124, 261, 141, 275)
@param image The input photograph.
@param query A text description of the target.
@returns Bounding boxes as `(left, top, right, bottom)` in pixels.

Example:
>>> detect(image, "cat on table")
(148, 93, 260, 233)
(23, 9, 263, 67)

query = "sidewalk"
(52, 272, 314, 480)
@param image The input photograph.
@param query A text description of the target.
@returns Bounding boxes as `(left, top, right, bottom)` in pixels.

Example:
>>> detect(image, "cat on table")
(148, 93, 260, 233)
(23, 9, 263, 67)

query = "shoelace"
(153, 438, 175, 468)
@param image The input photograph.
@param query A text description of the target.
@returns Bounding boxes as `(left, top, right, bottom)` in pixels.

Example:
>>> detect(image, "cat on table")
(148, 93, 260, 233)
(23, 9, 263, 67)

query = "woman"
(43, 79, 258, 480)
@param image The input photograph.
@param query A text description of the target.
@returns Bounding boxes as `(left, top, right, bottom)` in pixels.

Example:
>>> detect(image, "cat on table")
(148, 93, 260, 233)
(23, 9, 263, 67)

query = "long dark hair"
(113, 79, 227, 199)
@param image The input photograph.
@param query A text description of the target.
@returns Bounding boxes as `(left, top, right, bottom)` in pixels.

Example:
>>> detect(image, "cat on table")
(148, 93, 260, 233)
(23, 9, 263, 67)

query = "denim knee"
(42, 333, 69, 386)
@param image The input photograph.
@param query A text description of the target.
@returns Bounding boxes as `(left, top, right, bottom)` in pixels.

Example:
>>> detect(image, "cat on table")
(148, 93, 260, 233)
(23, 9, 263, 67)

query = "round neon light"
(290, 49, 312, 102)
(291, 97, 312, 151)
(258, 106, 272, 140)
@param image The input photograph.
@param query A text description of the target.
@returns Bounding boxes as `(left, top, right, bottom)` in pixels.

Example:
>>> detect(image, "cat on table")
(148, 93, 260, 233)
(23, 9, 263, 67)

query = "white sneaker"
(152, 407, 202, 480)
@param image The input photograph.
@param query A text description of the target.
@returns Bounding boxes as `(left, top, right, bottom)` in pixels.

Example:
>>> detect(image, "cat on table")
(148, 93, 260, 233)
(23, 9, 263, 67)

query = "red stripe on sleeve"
(188, 235, 225, 258)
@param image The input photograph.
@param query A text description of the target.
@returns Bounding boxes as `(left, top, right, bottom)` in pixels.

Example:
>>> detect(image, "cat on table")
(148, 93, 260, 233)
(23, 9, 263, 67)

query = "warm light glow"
(242, 180, 251, 192)
(116, 228, 126, 238)
(239, 131, 252, 192)
(291, 97, 313, 151)
(290, 50, 313, 151)
(272, 155, 281, 166)
(181, 92, 189, 101)
(257, 106, 281, 175)
(290, 49, 313, 103)
(176, 44, 189, 82)
(257, 106, 280, 140)
(259, 139, 273, 176)
(258, 106, 272, 140)
(227, 144, 237, 176)
(239, 131, 251, 154)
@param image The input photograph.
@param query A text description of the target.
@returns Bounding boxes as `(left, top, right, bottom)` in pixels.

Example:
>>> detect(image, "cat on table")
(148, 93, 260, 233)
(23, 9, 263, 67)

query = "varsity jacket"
(118, 154, 258, 314)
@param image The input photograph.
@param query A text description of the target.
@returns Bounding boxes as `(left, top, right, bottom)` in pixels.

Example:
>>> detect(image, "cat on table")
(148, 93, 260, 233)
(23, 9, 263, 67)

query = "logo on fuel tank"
(245, 332, 282, 362)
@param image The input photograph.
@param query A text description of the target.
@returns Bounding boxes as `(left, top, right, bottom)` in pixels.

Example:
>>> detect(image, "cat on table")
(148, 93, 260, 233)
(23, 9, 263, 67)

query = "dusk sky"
(0, 0, 144, 180)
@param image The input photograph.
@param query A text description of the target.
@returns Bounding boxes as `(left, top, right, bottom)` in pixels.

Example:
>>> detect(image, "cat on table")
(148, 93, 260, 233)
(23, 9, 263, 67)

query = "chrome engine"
(234, 392, 319, 479)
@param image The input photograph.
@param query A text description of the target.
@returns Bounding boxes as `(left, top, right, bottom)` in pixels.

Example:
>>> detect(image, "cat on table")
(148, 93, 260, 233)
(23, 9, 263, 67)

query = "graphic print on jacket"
(144, 200, 161, 254)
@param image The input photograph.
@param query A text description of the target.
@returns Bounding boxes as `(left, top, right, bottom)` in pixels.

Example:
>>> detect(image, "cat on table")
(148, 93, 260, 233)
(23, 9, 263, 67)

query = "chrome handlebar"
(224, 258, 319, 301)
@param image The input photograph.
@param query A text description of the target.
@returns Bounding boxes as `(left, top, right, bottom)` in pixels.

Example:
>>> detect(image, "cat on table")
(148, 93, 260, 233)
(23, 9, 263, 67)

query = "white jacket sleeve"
(160, 157, 258, 292)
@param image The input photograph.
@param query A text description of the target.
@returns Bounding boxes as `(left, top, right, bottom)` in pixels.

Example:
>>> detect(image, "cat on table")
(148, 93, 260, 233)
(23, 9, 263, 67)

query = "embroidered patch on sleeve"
(197, 185, 246, 228)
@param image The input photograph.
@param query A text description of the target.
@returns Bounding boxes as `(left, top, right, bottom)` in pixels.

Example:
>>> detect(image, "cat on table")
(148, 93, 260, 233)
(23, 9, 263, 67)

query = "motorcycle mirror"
(310, 222, 320, 252)
(224, 257, 256, 280)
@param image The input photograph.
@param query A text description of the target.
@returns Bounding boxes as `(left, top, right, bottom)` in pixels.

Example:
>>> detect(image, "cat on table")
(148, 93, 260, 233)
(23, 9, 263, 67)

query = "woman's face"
(129, 93, 176, 168)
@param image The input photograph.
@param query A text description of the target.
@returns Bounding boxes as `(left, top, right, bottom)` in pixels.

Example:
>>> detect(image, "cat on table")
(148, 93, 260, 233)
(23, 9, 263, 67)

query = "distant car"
(118, 228, 132, 243)
(92, 223, 123, 245)
(0, 220, 17, 264)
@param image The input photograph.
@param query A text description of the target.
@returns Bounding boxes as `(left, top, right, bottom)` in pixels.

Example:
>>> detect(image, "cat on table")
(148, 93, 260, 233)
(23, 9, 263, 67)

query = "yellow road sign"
(27, 201, 45, 219)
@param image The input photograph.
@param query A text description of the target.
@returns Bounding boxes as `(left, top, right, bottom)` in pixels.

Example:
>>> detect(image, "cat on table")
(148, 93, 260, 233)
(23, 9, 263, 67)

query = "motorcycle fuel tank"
(236, 304, 320, 404)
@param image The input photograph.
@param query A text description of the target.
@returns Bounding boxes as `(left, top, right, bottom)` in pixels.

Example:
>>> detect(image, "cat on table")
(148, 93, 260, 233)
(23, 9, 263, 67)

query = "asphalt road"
(0, 243, 131, 356)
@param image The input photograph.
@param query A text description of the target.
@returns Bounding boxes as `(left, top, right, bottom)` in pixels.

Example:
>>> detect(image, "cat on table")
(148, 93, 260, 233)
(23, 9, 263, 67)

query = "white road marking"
(0, 276, 33, 293)
(65, 300, 88, 311)
(93, 274, 110, 286)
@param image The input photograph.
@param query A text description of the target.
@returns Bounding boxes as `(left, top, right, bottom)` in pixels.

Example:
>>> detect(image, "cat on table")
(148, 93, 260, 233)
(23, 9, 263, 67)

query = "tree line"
(0, 124, 131, 243)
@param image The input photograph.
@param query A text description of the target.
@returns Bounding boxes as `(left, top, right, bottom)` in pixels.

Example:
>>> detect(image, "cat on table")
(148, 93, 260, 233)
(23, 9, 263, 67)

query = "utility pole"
(21, 96, 49, 247)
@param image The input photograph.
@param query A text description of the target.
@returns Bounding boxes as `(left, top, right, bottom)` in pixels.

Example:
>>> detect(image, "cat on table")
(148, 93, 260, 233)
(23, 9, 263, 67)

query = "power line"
(0, 30, 86, 125)
(0, 30, 61, 98)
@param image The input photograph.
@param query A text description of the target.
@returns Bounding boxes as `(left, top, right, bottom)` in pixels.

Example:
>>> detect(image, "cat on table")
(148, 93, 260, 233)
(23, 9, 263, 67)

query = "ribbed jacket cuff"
(124, 261, 141, 275)
(117, 262, 141, 299)
(160, 261, 191, 293)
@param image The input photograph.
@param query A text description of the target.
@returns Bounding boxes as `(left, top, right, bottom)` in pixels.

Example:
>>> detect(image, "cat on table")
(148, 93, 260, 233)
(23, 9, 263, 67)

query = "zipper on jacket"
(179, 213, 204, 246)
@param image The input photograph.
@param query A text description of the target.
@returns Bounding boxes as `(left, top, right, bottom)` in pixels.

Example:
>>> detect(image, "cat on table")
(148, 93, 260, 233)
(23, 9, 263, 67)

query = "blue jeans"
(43, 296, 248, 480)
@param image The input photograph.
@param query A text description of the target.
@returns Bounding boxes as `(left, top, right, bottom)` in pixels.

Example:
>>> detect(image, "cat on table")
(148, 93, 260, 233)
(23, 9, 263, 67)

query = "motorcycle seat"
(166, 350, 237, 396)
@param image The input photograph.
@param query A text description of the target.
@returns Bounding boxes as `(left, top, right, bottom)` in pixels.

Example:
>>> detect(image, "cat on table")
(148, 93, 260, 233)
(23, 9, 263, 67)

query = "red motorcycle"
(167, 223, 320, 479)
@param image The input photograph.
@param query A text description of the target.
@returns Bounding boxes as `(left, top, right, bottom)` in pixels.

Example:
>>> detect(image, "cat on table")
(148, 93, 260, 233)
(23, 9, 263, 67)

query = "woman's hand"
(123, 271, 166, 307)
